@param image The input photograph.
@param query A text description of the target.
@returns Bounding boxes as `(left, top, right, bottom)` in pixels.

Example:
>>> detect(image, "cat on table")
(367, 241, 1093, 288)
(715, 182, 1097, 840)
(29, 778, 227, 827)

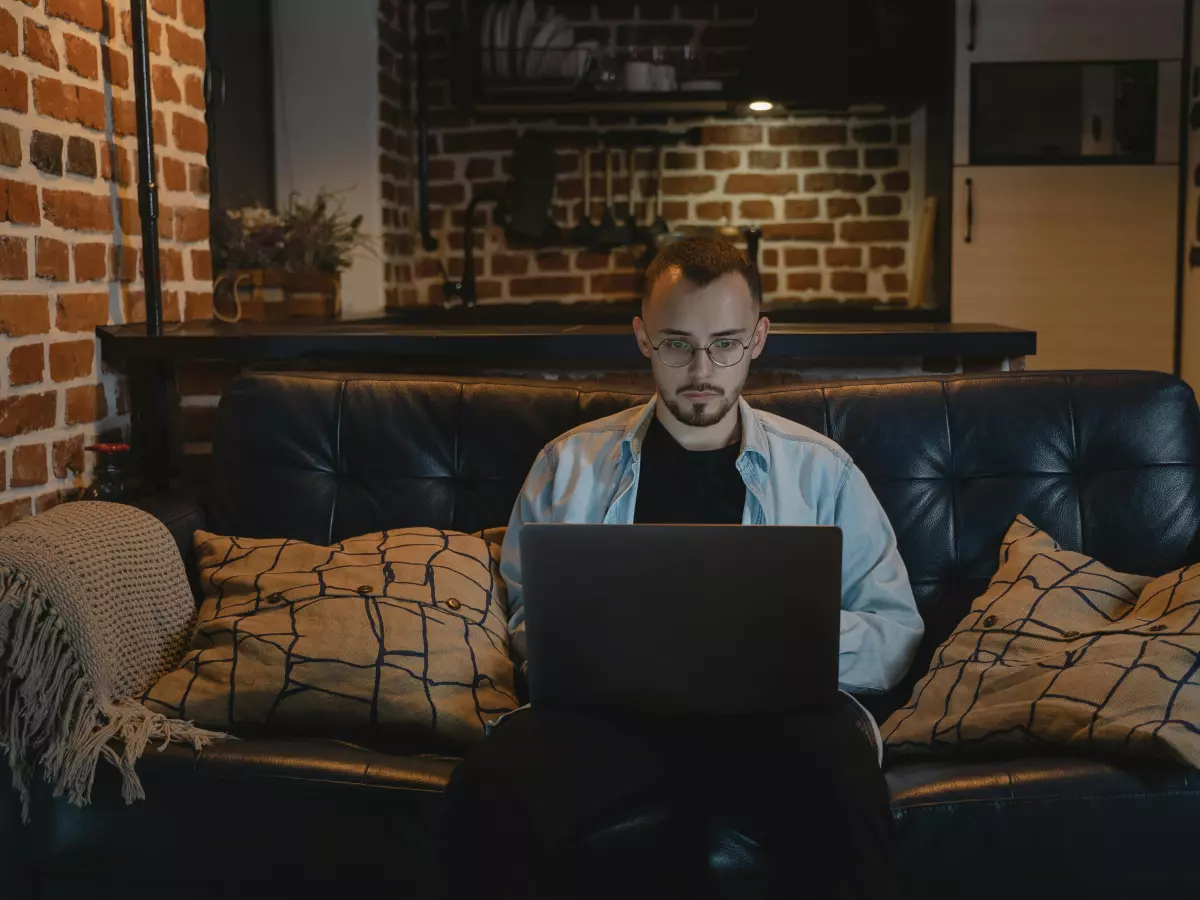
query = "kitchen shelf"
(469, 91, 733, 115)
(450, 0, 759, 115)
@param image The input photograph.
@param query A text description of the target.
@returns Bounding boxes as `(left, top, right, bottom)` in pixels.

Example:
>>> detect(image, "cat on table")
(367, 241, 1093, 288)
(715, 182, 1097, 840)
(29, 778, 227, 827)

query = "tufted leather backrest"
(211, 371, 1200, 709)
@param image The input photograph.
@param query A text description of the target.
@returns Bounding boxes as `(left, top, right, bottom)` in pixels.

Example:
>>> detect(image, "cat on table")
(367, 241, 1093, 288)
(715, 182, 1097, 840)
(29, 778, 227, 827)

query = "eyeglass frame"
(648, 335, 757, 368)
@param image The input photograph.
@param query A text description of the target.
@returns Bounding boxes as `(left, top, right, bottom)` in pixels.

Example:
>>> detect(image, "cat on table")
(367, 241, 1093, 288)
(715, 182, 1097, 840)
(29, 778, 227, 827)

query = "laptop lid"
(520, 524, 842, 718)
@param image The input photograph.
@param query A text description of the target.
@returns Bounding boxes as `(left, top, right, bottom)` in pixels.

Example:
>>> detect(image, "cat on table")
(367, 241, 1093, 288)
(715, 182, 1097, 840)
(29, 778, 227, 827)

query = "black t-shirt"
(633, 416, 746, 524)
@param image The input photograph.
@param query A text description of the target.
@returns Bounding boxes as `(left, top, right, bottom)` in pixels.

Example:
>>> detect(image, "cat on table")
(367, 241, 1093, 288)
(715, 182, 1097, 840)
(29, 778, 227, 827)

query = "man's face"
(633, 268, 770, 428)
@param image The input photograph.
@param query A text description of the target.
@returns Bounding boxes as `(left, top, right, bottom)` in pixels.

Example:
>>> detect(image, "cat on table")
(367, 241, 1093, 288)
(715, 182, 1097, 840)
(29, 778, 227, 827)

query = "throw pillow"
(143, 528, 519, 747)
(882, 515, 1200, 767)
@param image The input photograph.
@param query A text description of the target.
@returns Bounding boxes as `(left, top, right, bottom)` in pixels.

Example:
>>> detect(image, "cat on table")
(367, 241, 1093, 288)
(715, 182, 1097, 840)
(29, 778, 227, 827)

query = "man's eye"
(711, 339, 738, 351)
(666, 340, 692, 351)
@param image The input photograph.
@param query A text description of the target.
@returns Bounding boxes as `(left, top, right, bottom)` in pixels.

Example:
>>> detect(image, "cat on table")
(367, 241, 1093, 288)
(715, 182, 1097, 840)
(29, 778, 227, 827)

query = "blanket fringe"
(0, 569, 225, 822)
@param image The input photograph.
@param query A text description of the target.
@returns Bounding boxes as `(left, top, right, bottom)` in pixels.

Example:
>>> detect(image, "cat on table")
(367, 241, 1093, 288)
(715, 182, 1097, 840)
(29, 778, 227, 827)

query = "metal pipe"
(129, 0, 162, 337)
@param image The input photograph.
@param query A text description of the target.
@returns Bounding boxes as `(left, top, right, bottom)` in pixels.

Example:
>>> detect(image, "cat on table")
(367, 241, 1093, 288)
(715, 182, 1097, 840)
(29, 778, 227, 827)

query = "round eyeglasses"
(649, 337, 753, 368)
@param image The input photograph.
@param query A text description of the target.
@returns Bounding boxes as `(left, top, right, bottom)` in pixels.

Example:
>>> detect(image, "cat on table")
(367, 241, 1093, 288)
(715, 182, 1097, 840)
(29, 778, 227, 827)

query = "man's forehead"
(644, 269, 757, 327)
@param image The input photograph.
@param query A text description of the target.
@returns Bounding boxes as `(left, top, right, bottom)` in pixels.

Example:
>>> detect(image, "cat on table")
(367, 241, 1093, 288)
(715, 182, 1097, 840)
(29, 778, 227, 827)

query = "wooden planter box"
(213, 269, 341, 322)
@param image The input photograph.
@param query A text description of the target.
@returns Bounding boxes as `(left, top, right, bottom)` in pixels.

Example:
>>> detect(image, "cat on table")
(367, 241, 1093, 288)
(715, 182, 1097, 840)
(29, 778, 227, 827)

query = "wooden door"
(951, 166, 1177, 371)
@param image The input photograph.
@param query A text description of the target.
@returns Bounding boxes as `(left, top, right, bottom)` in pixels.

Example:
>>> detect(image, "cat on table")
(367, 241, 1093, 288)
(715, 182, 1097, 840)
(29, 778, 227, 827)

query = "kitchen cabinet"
(951, 166, 1178, 371)
(950, 0, 1185, 372)
(954, 0, 1185, 164)
(955, 0, 1183, 63)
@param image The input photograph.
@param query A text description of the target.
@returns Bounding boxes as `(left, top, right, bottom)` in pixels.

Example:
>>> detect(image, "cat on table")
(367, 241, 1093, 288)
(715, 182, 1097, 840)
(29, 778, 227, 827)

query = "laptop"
(520, 524, 843, 719)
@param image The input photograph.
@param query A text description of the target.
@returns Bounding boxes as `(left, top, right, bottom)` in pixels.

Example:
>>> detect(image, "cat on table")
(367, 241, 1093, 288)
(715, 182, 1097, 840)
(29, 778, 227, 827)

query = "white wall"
(272, 0, 384, 317)
(1183, 0, 1200, 386)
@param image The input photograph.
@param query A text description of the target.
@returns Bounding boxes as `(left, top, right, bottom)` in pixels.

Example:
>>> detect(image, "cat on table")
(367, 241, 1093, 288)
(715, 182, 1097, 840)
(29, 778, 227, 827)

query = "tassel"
(0, 569, 227, 822)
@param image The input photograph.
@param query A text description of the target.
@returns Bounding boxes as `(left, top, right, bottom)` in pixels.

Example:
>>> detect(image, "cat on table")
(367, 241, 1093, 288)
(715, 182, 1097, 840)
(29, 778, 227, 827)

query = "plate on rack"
(525, 14, 563, 79)
(514, 0, 538, 59)
(479, 1, 496, 77)
(541, 24, 575, 80)
(494, 0, 514, 78)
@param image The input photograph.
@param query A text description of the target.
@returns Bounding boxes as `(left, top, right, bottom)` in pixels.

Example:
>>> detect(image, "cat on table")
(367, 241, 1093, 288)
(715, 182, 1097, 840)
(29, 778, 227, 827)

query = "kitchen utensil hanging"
(645, 145, 670, 244)
(594, 148, 626, 248)
(571, 147, 597, 246)
(622, 146, 639, 246)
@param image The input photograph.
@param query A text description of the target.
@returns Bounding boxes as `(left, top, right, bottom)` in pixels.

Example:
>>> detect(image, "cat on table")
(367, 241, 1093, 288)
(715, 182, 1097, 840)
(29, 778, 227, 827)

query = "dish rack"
(477, 0, 597, 89)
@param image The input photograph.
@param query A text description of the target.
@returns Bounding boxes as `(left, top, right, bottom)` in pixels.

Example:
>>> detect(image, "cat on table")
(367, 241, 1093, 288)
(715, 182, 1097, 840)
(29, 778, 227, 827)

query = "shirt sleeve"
(832, 462, 925, 693)
(500, 444, 557, 661)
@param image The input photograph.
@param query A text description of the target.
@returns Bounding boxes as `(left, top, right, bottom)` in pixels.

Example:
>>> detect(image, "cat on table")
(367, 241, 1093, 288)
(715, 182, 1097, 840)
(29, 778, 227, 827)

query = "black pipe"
(416, 0, 437, 252)
(129, 0, 162, 337)
(444, 191, 502, 307)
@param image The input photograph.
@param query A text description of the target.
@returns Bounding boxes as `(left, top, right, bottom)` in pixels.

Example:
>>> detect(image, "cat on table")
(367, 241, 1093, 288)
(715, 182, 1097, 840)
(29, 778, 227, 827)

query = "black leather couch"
(5, 369, 1200, 900)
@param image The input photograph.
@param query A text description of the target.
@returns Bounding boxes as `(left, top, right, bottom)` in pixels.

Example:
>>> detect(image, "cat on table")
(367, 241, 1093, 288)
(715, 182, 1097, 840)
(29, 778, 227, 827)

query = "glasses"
(650, 336, 753, 368)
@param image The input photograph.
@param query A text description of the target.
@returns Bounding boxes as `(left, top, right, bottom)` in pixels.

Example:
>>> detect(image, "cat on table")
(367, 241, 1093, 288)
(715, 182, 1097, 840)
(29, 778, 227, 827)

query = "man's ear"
(632, 316, 654, 359)
(749, 316, 770, 361)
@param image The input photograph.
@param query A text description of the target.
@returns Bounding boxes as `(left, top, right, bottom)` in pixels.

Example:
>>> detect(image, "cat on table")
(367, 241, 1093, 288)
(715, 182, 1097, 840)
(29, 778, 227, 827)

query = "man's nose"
(689, 346, 714, 378)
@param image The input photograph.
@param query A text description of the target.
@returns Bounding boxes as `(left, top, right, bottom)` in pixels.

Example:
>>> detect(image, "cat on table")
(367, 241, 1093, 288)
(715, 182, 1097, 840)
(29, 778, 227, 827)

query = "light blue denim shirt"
(501, 395, 924, 695)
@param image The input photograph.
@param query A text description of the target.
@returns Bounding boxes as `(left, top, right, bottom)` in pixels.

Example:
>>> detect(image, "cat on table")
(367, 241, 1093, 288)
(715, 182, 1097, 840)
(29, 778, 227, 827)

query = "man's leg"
(439, 708, 682, 900)
(698, 698, 895, 900)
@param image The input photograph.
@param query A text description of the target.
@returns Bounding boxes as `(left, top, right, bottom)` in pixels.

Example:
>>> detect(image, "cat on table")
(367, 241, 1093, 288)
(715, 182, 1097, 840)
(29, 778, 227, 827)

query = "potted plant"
(211, 190, 371, 322)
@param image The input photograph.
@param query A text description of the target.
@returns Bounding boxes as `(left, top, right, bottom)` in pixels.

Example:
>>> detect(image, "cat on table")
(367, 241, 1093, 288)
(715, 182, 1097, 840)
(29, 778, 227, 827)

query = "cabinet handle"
(964, 177, 974, 243)
(967, 0, 977, 51)
(1092, 114, 1102, 142)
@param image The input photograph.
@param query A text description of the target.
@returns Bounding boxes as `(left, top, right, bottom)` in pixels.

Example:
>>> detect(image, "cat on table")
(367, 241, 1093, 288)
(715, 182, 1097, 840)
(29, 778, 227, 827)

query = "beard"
(664, 383, 741, 428)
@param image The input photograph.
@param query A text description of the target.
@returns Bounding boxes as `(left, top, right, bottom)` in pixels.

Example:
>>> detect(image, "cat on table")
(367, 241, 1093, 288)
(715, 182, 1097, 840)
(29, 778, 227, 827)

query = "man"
(441, 237, 924, 900)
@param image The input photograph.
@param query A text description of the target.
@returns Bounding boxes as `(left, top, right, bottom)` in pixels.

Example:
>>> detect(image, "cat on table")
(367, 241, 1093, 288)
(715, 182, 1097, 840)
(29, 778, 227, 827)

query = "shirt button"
(446, 597, 462, 611)
(1061, 630, 1080, 639)
(266, 593, 284, 604)
(982, 615, 998, 628)
(357, 585, 373, 595)
(1149, 624, 1168, 632)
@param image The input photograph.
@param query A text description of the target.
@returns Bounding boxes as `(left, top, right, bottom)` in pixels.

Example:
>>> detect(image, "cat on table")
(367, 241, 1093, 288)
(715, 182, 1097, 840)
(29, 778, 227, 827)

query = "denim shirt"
(500, 395, 925, 695)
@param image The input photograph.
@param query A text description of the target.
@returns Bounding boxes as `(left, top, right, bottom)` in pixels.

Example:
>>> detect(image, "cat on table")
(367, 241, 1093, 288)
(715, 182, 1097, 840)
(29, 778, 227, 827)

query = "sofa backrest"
(210, 370, 1200, 705)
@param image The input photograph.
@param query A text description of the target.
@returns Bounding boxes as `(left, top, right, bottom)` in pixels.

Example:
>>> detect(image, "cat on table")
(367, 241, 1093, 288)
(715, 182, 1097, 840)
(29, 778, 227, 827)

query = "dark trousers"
(439, 702, 895, 900)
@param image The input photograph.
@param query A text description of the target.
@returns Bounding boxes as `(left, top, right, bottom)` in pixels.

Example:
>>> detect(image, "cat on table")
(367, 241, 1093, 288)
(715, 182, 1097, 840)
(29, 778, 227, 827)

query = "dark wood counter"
(98, 319, 1035, 363)
(100, 318, 1034, 489)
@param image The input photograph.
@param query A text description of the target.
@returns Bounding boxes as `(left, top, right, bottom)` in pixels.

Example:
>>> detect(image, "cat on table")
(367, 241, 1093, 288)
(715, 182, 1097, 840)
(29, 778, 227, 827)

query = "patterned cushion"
(882, 515, 1200, 766)
(144, 528, 518, 747)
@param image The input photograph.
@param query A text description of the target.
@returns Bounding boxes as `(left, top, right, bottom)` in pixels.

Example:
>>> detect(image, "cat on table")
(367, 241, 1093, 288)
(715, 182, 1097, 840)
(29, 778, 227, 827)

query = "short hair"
(642, 236, 762, 310)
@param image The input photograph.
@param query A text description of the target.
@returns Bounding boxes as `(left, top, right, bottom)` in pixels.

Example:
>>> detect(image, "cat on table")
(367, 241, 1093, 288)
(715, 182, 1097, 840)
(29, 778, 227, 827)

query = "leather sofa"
(4, 369, 1200, 899)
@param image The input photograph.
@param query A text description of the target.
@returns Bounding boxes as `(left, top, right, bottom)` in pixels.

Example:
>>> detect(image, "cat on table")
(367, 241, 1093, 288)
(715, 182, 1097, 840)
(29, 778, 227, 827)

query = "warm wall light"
(748, 100, 775, 112)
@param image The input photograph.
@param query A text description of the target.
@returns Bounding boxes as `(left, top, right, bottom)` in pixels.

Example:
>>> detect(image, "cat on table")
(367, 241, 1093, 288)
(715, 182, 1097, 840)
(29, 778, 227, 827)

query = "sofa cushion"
(883, 515, 1200, 768)
(144, 527, 519, 748)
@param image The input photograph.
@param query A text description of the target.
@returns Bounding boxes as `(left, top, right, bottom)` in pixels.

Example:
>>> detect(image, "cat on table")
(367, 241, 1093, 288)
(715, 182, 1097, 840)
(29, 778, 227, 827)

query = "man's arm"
(832, 462, 924, 694)
(500, 444, 557, 661)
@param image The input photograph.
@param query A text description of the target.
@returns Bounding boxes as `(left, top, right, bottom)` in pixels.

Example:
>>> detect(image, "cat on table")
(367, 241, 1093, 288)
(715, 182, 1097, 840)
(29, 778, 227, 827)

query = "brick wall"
(380, 0, 416, 308)
(400, 1, 913, 309)
(0, 0, 210, 521)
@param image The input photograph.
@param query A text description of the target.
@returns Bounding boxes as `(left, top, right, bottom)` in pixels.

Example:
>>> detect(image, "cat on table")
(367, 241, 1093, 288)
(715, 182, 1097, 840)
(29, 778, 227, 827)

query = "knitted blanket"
(0, 501, 225, 821)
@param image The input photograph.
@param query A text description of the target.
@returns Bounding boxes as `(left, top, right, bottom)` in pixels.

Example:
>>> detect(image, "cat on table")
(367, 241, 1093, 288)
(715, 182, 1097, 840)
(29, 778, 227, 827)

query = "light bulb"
(748, 100, 774, 112)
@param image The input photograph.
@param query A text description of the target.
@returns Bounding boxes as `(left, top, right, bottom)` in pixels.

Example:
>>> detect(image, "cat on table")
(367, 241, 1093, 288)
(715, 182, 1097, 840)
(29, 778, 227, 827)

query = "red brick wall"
(0, 0, 210, 521)
(399, 1, 913, 309)
(380, 0, 417, 308)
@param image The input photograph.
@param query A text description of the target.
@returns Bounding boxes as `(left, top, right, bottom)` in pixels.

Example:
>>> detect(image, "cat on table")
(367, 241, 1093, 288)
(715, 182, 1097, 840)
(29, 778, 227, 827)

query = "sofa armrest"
(127, 488, 207, 603)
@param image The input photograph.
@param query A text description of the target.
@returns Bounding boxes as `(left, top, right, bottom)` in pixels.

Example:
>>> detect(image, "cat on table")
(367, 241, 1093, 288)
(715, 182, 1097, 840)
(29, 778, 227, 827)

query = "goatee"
(665, 385, 739, 428)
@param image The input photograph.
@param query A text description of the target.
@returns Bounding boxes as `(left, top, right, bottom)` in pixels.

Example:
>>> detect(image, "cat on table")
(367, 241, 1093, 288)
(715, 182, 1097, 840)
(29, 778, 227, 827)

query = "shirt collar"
(620, 395, 771, 472)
